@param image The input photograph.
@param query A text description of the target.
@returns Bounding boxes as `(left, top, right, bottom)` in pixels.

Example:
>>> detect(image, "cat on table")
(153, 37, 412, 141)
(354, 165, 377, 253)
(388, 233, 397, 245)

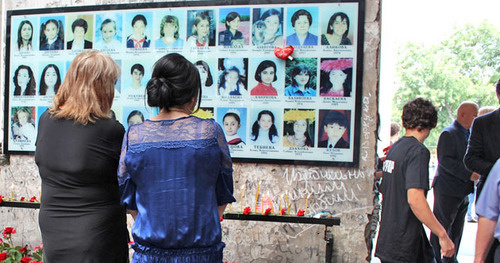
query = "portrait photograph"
(124, 12, 153, 49)
(153, 9, 186, 48)
(286, 6, 319, 46)
(284, 57, 318, 97)
(12, 16, 38, 52)
(319, 58, 354, 97)
(217, 107, 247, 146)
(218, 7, 250, 47)
(186, 9, 216, 47)
(320, 4, 358, 46)
(65, 14, 94, 50)
(248, 108, 282, 146)
(39, 15, 65, 51)
(38, 60, 65, 96)
(248, 57, 284, 96)
(10, 106, 37, 150)
(282, 109, 316, 147)
(11, 63, 37, 96)
(317, 109, 351, 149)
(121, 59, 152, 99)
(252, 7, 283, 46)
(190, 58, 217, 100)
(122, 106, 151, 131)
(217, 57, 248, 96)
(95, 13, 123, 50)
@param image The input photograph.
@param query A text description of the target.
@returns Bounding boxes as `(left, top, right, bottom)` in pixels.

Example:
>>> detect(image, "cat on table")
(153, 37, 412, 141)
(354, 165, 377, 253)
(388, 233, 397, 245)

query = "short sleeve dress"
(118, 116, 236, 262)
(35, 111, 129, 263)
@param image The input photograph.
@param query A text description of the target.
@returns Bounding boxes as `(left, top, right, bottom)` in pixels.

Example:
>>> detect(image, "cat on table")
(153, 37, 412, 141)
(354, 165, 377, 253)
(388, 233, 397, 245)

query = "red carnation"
(20, 197, 26, 201)
(243, 207, 251, 215)
(219, 216, 223, 222)
(0, 195, 3, 204)
(0, 252, 7, 260)
(3, 227, 16, 237)
(264, 208, 272, 215)
(0, 237, 3, 243)
(279, 208, 287, 216)
(20, 256, 31, 263)
(297, 209, 305, 216)
(20, 246, 27, 253)
(29, 196, 37, 202)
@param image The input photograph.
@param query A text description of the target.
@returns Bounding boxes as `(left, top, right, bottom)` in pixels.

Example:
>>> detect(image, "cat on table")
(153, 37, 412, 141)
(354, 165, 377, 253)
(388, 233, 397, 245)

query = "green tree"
(392, 21, 500, 147)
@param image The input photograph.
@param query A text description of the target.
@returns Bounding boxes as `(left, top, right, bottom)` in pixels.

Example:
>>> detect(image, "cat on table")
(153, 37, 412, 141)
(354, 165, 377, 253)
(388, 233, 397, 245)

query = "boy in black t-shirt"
(375, 98, 455, 263)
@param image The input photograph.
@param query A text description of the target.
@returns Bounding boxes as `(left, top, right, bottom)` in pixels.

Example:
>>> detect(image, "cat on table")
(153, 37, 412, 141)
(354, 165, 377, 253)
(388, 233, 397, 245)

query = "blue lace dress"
(118, 116, 236, 263)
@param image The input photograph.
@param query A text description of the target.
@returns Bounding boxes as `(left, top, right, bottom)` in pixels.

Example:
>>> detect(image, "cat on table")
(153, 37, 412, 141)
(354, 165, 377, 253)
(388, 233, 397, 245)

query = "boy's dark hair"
(402, 98, 438, 131)
(390, 122, 401, 137)
(132, 14, 147, 27)
(323, 110, 347, 128)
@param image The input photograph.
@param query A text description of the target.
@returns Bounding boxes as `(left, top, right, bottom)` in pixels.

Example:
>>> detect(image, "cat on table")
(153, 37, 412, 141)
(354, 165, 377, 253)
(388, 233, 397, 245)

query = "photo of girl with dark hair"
(218, 8, 249, 47)
(320, 58, 353, 97)
(223, 110, 245, 145)
(284, 61, 317, 97)
(195, 60, 215, 97)
(126, 14, 151, 48)
(218, 58, 248, 96)
(250, 110, 279, 145)
(16, 20, 34, 51)
(252, 8, 283, 46)
(66, 17, 93, 50)
(186, 10, 215, 47)
(251, 60, 278, 96)
(321, 12, 352, 46)
(13, 65, 36, 96)
(40, 18, 64, 50)
(39, 64, 62, 96)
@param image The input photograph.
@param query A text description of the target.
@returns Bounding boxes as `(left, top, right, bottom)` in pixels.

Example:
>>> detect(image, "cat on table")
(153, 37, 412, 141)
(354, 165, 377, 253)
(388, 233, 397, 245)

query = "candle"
(254, 181, 261, 212)
(305, 193, 311, 215)
(240, 185, 245, 211)
(228, 203, 232, 212)
(285, 191, 290, 215)
(279, 195, 282, 212)
(10, 184, 14, 201)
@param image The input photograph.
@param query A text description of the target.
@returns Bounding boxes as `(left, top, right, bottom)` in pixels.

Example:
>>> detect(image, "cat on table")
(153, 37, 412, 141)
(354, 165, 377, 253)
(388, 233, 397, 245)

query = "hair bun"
(146, 77, 171, 107)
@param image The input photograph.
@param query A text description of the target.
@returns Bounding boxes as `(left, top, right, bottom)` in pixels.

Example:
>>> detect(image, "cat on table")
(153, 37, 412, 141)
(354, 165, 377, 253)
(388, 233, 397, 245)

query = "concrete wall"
(0, 0, 381, 262)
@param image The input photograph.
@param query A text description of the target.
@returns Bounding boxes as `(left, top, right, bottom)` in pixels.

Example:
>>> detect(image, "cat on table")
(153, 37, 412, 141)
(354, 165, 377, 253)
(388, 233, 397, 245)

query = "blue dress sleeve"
(118, 128, 137, 210)
(214, 121, 236, 206)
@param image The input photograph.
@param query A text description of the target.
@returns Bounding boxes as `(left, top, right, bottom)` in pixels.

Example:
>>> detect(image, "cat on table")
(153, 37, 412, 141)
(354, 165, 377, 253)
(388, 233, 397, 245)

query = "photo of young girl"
(194, 60, 215, 98)
(218, 8, 250, 47)
(250, 58, 284, 96)
(320, 58, 353, 97)
(252, 8, 283, 46)
(250, 109, 280, 146)
(122, 106, 150, 131)
(15, 19, 35, 52)
(283, 109, 315, 147)
(94, 14, 122, 50)
(12, 64, 36, 96)
(154, 13, 185, 48)
(39, 63, 62, 96)
(126, 13, 152, 48)
(39, 17, 64, 50)
(186, 10, 215, 47)
(11, 107, 36, 143)
(318, 110, 351, 148)
(218, 108, 247, 146)
(218, 58, 248, 96)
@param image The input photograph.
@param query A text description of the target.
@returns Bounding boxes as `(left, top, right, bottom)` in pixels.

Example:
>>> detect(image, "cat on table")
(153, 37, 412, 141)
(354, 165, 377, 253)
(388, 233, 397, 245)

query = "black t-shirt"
(375, 136, 435, 263)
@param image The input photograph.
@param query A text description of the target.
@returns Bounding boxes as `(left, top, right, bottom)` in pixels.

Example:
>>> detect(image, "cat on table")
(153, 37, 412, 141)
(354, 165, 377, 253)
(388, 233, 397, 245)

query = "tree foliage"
(392, 21, 500, 147)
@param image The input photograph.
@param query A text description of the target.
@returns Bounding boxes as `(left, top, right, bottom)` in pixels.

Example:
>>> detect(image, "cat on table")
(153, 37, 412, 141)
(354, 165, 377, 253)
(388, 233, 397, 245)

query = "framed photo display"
(4, 0, 365, 167)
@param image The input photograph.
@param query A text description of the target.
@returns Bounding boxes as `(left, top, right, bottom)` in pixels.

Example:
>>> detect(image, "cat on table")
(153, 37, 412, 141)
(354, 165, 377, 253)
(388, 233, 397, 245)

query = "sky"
(377, 0, 500, 149)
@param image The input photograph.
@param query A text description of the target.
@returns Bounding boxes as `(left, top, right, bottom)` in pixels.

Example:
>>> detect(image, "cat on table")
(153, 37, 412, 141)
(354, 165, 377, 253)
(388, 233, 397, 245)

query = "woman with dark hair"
(40, 19, 64, 50)
(17, 20, 33, 51)
(155, 15, 184, 48)
(39, 64, 62, 96)
(256, 8, 283, 46)
(35, 50, 128, 262)
(251, 110, 279, 145)
(286, 9, 318, 46)
(284, 64, 316, 97)
(127, 14, 150, 48)
(119, 53, 235, 262)
(127, 110, 144, 126)
(67, 18, 92, 50)
(195, 60, 215, 96)
(219, 12, 244, 47)
(251, 60, 278, 96)
(321, 12, 352, 46)
(186, 11, 212, 47)
(13, 65, 36, 96)
(319, 58, 353, 97)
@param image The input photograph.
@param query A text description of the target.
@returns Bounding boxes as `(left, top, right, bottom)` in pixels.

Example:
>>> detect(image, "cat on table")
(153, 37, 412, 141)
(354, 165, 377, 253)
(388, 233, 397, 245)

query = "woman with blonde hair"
(35, 50, 129, 262)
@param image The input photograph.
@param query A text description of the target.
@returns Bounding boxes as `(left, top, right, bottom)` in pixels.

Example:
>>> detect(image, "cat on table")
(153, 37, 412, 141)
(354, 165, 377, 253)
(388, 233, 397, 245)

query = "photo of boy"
(318, 110, 350, 148)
